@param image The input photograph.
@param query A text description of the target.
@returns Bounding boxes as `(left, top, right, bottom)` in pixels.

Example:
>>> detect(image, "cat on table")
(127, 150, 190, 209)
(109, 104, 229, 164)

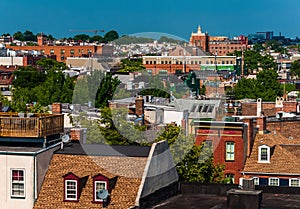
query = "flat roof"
(55, 142, 151, 157)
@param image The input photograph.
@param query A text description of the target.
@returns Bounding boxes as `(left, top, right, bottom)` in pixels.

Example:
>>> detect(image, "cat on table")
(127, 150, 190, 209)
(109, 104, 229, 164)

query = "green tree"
(118, 58, 145, 72)
(13, 31, 25, 41)
(290, 59, 300, 78)
(73, 34, 90, 42)
(91, 35, 103, 42)
(234, 69, 283, 101)
(104, 30, 119, 42)
(24, 30, 36, 42)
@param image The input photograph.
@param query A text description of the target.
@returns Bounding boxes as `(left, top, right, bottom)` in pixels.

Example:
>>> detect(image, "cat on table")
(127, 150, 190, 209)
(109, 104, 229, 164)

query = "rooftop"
(56, 141, 151, 157)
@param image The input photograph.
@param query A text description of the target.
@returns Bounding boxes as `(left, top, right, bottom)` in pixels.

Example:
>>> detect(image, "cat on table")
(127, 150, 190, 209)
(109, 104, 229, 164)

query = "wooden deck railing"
(0, 113, 64, 138)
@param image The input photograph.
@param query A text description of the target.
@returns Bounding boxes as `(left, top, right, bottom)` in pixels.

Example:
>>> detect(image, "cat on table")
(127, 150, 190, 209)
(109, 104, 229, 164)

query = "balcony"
(0, 113, 64, 138)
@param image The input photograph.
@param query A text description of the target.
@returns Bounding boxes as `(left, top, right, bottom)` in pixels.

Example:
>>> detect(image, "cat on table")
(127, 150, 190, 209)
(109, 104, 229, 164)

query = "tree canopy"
(234, 69, 283, 101)
(11, 58, 75, 111)
(290, 59, 300, 78)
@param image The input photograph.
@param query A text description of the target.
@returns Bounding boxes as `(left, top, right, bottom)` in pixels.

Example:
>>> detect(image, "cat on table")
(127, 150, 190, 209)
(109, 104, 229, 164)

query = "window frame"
(63, 173, 80, 202)
(65, 180, 78, 201)
(289, 178, 300, 187)
(11, 169, 25, 199)
(268, 177, 279, 186)
(94, 181, 107, 202)
(258, 145, 270, 163)
(225, 141, 235, 161)
(252, 177, 259, 185)
(92, 174, 110, 203)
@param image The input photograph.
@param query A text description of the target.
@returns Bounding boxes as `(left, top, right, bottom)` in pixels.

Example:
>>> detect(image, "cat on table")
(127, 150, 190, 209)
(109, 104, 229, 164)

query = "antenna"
(61, 134, 70, 143)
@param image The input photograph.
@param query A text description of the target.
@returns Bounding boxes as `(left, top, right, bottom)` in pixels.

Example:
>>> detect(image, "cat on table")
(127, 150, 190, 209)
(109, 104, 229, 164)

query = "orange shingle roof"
(34, 154, 147, 209)
(243, 132, 300, 175)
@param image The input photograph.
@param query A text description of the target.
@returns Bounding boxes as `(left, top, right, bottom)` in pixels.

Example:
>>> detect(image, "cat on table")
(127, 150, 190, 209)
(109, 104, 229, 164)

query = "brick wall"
(242, 101, 298, 116)
(196, 128, 245, 184)
(267, 120, 300, 139)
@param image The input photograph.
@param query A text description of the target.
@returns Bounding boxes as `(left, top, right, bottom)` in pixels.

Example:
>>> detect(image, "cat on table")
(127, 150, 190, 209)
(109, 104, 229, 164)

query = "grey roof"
(56, 142, 151, 157)
(194, 70, 220, 79)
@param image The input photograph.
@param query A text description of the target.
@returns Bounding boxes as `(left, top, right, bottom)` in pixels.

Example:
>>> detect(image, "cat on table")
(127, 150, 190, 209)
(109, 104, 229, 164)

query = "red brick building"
(191, 120, 247, 184)
(189, 25, 248, 56)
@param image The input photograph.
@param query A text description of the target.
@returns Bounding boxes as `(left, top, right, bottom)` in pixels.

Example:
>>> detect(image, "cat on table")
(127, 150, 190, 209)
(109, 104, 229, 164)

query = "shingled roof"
(34, 144, 148, 209)
(243, 132, 300, 175)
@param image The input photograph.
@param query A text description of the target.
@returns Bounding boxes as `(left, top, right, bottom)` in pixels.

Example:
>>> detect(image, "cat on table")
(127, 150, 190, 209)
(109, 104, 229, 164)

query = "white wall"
(0, 155, 34, 209)
(0, 57, 23, 66)
(163, 110, 183, 126)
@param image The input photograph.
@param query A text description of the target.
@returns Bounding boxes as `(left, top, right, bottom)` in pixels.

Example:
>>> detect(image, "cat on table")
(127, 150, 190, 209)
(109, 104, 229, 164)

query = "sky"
(1, 0, 300, 40)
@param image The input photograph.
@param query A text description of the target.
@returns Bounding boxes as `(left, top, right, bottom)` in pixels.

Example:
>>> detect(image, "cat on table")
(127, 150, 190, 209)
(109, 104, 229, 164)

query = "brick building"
(190, 120, 248, 184)
(189, 25, 248, 56)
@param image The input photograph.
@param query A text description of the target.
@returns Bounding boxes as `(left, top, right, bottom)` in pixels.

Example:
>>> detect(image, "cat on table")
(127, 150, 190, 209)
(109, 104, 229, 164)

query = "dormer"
(92, 174, 117, 203)
(63, 172, 80, 202)
(258, 145, 270, 163)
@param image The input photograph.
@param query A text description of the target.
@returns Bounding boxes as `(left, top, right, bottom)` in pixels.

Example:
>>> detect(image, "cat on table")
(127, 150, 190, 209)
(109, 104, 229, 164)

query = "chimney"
(257, 116, 266, 134)
(52, 103, 62, 114)
(257, 98, 262, 116)
(70, 128, 86, 143)
(243, 118, 254, 157)
(181, 119, 187, 134)
(135, 95, 144, 117)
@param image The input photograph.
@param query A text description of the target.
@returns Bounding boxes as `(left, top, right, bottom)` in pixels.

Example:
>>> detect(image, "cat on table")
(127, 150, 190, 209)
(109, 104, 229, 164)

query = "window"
(269, 178, 279, 186)
(50, 49, 54, 55)
(65, 180, 77, 200)
(252, 177, 259, 185)
(289, 178, 300, 187)
(93, 174, 109, 203)
(63, 173, 79, 202)
(61, 49, 65, 54)
(70, 49, 74, 55)
(258, 145, 270, 163)
(225, 174, 235, 184)
(11, 169, 25, 198)
(226, 142, 235, 161)
(94, 181, 107, 202)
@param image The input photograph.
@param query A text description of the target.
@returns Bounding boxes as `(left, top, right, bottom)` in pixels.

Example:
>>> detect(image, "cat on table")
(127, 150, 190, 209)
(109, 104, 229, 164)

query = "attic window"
(93, 174, 110, 203)
(258, 145, 270, 163)
(63, 173, 79, 202)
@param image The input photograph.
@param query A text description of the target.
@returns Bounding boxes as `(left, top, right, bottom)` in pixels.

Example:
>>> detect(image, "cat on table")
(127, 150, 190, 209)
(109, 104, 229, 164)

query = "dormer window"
(93, 174, 110, 203)
(63, 173, 79, 202)
(258, 145, 270, 163)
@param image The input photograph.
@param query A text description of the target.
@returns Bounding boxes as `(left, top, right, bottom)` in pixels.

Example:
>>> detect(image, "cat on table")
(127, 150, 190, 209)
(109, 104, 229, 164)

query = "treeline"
(2, 30, 119, 43)
(113, 35, 187, 45)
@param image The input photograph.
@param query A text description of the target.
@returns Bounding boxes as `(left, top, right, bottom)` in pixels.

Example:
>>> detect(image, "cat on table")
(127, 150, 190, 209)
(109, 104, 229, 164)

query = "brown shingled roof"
(34, 154, 147, 209)
(243, 133, 300, 175)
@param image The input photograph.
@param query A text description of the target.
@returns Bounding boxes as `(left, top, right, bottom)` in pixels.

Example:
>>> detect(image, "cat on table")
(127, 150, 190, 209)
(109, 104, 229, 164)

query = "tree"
(91, 35, 103, 42)
(24, 30, 36, 42)
(119, 58, 146, 72)
(104, 30, 119, 42)
(73, 34, 90, 42)
(234, 69, 283, 101)
(290, 59, 300, 78)
(13, 31, 25, 41)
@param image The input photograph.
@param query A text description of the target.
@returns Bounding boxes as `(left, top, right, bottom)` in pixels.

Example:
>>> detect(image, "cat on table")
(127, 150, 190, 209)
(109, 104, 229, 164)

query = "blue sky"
(1, 0, 300, 40)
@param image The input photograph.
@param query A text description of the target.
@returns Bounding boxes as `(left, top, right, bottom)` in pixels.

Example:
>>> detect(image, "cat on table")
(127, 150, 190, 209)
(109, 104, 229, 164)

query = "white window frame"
(94, 181, 107, 202)
(252, 177, 259, 185)
(268, 178, 279, 186)
(65, 180, 77, 201)
(225, 142, 235, 161)
(258, 145, 270, 163)
(289, 178, 300, 187)
(11, 169, 25, 198)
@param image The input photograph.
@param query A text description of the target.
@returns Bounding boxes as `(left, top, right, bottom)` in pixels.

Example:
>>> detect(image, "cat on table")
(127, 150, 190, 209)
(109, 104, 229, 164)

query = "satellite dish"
(97, 189, 109, 200)
(61, 134, 70, 143)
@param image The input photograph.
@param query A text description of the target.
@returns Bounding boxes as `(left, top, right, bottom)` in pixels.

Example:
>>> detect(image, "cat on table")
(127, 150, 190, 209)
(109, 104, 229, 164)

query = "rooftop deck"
(0, 113, 64, 138)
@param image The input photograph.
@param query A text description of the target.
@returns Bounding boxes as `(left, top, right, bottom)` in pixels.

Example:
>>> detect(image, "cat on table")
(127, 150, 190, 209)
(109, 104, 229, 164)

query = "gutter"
(242, 171, 300, 176)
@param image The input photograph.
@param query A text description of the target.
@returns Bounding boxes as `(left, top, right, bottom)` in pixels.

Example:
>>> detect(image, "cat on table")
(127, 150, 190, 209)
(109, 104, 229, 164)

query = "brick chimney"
(181, 118, 187, 134)
(243, 118, 254, 157)
(52, 103, 62, 114)
(257, 116, 266, 134)
(135, 95, 144, 117)
(70, 128, 87, 143)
